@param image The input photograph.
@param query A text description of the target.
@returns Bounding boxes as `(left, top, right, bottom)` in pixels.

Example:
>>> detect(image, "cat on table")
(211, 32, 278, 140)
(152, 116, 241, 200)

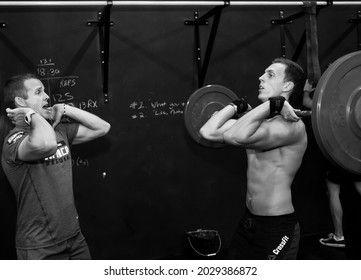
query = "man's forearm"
(223, 100, 274, 146)
(18, 111, 58, 161)
(29, 113, 57, 148)
(6, 107, 57, 149)
(230, 101, 269, 136)
(208, 104, 237, 129)
(64, 104, 110, 133)
(199, 104, 237, 142)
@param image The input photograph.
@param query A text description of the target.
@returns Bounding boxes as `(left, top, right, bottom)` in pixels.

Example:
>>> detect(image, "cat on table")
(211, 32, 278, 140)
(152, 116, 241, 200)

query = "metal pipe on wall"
(0, 1, 360, 7)
(0, 1, 104, 6)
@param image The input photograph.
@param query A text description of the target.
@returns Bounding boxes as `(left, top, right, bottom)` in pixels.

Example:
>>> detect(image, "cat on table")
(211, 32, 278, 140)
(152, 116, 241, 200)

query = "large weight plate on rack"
(312, 50, 361, 175)
(184, 85, 239, 148)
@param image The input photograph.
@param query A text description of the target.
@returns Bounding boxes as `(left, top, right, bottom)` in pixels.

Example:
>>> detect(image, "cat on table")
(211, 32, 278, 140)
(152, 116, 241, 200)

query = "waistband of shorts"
(245, 208, 297, 224)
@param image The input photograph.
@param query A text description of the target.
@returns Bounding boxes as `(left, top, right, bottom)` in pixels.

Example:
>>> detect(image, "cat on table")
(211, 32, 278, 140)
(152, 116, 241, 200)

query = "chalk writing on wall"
(36, 58, 98, 110)
(36, 58, 91, 167)
(129, 99, 185, 120)
(72, 156, 90, 167)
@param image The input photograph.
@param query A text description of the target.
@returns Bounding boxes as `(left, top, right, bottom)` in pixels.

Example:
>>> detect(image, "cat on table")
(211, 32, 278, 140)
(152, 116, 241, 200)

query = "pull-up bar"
(0, 1, 360, 7)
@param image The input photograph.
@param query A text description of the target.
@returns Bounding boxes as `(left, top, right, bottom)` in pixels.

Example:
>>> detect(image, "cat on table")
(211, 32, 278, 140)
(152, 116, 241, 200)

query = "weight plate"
(184, 85, 239, 148)
(312, 50, 361, 175)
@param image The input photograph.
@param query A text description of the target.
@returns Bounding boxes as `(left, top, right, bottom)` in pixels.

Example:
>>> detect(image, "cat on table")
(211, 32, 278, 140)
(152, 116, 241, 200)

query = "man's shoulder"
(266, 115, 305, 130)
(1, 128, 28, 167)
(4, 127, 28, 146)
(271, 116, 307, 147)
(273, 115, 306, 130)
(290, 120, 308, 148)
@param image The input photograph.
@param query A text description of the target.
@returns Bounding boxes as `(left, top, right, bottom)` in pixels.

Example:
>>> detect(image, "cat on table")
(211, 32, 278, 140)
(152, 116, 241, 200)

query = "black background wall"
(0, 1, 360, 259)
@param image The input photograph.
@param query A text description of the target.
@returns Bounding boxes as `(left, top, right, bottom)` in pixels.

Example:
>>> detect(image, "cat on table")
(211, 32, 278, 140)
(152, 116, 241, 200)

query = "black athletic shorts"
(228, 209, 300, 260)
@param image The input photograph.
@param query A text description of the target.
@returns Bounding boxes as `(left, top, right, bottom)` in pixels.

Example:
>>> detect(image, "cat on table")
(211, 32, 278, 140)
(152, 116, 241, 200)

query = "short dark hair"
(272, 58, 306, 102)
(4, 73, 39, 109)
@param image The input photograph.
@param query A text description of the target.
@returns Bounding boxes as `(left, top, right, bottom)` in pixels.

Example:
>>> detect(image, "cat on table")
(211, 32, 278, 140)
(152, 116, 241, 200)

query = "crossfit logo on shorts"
(7, 131, 25, 145)
(43, 140, 70, 166)
(272, 235, 290, 256)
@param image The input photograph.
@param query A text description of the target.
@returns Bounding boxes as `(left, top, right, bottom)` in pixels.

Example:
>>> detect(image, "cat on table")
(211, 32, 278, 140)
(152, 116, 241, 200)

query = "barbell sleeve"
(294, 110, 312, 117)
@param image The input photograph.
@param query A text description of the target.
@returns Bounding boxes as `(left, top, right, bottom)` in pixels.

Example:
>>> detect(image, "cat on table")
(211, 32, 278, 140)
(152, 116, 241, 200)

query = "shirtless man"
(200, 58, 307, 259)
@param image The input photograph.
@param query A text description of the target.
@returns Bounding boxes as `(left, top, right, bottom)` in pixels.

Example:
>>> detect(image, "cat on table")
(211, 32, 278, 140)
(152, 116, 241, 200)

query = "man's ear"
(14, 97, 27, 107)
(283, 81, 294, 92)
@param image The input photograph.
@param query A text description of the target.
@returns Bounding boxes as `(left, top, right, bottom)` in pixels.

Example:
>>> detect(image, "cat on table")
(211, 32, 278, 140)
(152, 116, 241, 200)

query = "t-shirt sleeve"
(56, 122, 80, 145)
(2, 130, 28, 165)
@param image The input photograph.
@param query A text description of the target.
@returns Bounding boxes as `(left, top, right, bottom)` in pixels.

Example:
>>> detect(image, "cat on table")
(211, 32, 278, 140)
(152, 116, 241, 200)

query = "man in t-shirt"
(1, 73, 111, 259)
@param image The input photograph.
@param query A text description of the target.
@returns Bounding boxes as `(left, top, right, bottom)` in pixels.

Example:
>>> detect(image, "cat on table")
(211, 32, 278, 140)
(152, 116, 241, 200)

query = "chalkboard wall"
(0, 2, 359, 259)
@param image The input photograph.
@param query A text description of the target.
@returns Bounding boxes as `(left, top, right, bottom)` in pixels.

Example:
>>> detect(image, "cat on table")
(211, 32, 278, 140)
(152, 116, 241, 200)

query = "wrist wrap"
(269, 96, 286, 114)
(230, 98, 248, 116)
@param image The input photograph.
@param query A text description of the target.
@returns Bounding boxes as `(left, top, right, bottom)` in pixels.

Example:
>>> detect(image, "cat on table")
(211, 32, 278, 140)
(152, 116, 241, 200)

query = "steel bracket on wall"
(87, 1, 113, 103)
(271, 10, 296, 58)
(271, 2, 332, 60)
(349, 10, 361, 50)
(185, 1, 230, 88)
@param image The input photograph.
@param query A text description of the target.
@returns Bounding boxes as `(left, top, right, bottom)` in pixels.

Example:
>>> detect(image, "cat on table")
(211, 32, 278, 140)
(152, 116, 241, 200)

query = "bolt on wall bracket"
(185, 1, 229, 88)
(349, 10, 361, 50)
(87, 1, 113, 103)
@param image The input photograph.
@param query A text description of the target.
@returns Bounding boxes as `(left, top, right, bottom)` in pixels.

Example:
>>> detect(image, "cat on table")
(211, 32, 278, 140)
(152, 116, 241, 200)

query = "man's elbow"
(99, 121, 111, 137)
(31, 139, 58, 157)
(199, 126, 211, 140)
(104, 122, 111, 135)
(45, 142, 58, 156)
(223, 130, 234, 144)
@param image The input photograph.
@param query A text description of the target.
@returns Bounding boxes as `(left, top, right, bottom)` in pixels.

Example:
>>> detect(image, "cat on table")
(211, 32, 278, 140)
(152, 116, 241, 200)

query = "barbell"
(184, 50, 361, 175)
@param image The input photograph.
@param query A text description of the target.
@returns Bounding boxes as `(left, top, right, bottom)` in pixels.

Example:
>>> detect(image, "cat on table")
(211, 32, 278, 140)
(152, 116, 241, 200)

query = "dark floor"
(297, 232, 346, 260)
